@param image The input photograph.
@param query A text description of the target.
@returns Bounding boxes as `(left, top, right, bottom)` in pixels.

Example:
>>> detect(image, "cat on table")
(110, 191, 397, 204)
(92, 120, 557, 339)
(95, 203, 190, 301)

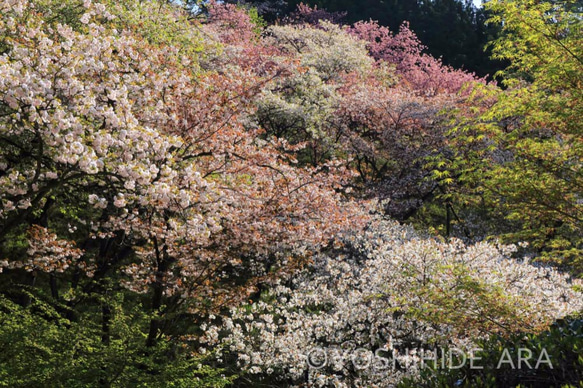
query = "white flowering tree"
(202, 218, 582, 387)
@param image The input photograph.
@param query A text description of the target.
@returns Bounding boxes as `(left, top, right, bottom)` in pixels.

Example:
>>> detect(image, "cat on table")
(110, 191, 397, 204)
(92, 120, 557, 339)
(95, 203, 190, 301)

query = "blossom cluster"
(202, 218, 582, 387)
(0, 0, 364, 315)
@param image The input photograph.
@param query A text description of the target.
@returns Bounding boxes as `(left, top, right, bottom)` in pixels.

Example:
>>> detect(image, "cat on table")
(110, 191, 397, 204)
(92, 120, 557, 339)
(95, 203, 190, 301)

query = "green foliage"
(428, 0, 582, 273)
(400, 313, 583, 388)
(33, 0, 207, 64)
(385, 242, 550, 338)
(482, 0, 582, 270)
(31, 0, 87, 29)
(0, 294, 233, 388)
(246, 6, 267, 36)
(102, 0, 208, 63)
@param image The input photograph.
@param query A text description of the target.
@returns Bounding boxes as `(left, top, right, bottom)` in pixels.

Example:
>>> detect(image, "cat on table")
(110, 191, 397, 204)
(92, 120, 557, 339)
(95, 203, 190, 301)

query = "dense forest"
(0, 0, 581, 387)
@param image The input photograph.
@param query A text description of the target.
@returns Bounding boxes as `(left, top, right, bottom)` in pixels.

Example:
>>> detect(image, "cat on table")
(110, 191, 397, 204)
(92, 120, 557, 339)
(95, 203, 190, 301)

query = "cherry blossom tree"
(203, 217, 583, 387)
(0, 0, 363, 356)
(349, 20, 484, 95)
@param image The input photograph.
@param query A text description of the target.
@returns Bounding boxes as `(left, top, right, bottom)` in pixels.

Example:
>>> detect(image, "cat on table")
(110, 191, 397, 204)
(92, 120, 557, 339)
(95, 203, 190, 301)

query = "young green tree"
(436, 0, 582, 272)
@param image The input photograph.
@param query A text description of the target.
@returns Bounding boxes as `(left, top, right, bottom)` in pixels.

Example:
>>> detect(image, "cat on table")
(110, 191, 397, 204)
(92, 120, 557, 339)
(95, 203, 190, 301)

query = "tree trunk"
(146, 238, 168, 348)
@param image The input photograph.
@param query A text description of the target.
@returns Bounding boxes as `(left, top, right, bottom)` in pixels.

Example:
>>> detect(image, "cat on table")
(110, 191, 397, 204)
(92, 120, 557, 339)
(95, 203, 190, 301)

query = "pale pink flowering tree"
(205, 0, 259, 45)
(349, 20, 485, 95)
(0, 0, 365, 348)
